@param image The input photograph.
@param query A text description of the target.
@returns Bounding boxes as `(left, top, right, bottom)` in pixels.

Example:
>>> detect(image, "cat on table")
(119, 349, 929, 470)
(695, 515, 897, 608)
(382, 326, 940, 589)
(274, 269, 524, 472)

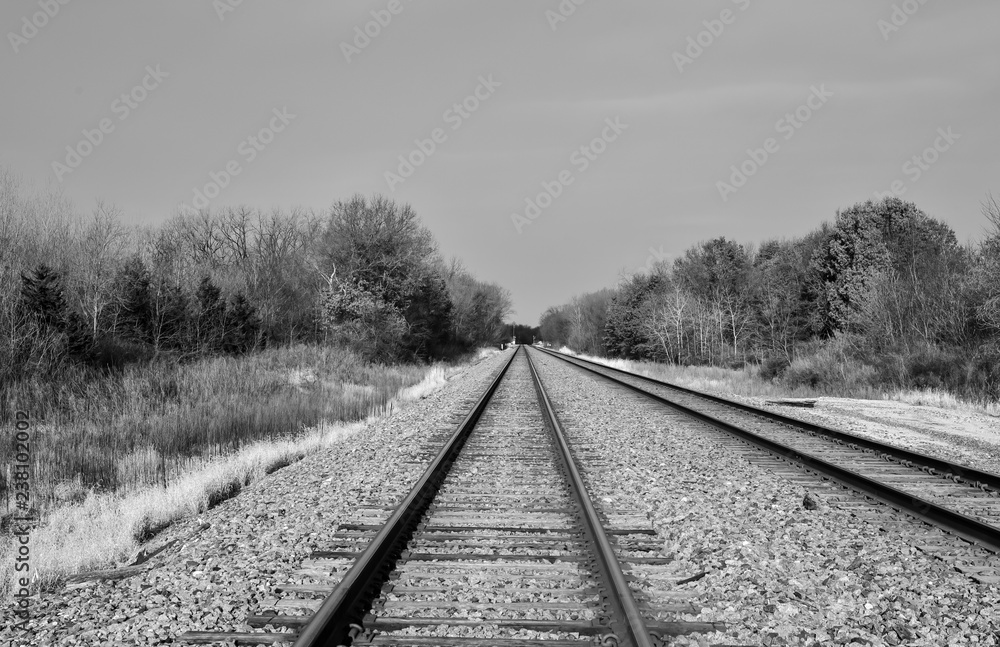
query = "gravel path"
(1, 350, 512, 647)
(530, 349, 1000, 646)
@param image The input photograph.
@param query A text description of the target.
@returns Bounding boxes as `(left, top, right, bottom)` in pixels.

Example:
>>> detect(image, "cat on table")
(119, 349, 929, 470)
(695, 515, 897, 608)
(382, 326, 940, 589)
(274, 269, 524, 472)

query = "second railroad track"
(177, 345, 1000, 646)
(537, 347, 1000, 584)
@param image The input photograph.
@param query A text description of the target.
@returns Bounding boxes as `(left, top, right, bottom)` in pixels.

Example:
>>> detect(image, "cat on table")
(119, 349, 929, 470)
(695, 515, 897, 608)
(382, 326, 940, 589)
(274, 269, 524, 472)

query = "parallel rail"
(538, 348, 1000, 490)
(526, 350, 655, 647)
(537, 347, 1000, 556)
(183, 346, 703, 646)
(291, 348, 520, 646)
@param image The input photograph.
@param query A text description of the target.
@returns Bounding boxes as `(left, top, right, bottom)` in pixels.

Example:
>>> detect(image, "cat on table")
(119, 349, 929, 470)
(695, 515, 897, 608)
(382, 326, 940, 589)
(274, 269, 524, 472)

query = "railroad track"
(180, 347, 729, 647)
(535, 347, 1000, 584)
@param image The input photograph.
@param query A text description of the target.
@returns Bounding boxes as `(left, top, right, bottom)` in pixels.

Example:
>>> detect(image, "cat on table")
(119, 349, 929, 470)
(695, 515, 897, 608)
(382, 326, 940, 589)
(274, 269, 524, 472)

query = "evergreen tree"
(604, 272, 663, 359)
(403, 274, 453, 360)
(19, 263, 93, 359)
(19, 264, 69, 330)
(223, 292, 261, 354)
(150, 280, 189, 352)
(194, 277, 226, 353)
(808, 197, 960, 337)
(112, 257, 153, 343)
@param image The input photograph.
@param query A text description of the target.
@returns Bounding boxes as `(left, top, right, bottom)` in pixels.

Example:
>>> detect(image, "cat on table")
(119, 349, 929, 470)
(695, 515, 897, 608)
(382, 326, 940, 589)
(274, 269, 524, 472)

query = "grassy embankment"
(0, 344, 469, 596)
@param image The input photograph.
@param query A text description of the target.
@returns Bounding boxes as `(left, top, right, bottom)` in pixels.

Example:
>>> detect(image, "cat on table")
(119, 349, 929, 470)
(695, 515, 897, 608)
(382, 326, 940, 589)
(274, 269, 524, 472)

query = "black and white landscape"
(2, 3, 1000, 646)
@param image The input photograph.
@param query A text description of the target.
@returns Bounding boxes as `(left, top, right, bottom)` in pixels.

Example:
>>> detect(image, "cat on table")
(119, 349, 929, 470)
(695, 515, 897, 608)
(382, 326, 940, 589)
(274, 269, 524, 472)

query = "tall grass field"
(0, 344, 445, 596)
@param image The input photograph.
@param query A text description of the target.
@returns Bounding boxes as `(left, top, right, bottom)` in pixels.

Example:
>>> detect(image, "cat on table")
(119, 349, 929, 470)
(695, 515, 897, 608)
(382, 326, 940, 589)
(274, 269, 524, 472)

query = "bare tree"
(976, 195, 1000, 333)
(72, 201, 130, 335)
(983, 194, 1000, 232)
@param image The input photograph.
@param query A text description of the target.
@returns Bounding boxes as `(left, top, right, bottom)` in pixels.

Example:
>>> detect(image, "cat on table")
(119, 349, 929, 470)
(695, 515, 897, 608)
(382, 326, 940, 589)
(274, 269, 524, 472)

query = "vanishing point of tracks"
(180, 345, 1000, 646)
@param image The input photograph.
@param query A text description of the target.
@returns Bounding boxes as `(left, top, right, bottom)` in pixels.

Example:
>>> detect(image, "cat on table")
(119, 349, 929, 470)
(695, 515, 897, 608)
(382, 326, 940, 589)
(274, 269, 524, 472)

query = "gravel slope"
(1, 350, 512, 647)
(531, 349, 1000, 647)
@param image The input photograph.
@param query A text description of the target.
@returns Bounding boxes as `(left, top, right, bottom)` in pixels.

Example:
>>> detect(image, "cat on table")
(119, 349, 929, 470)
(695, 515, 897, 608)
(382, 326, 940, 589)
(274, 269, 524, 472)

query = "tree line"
(540, 196, 1000, 400)
(0, 169, 513, 388)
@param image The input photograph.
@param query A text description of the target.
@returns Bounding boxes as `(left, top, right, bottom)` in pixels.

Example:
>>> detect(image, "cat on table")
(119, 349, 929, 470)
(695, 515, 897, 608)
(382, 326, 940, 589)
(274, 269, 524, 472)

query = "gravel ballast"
(580, 353, 1000, 477)
(2, 350, 512, 646)
(530, 349, 1000, 646)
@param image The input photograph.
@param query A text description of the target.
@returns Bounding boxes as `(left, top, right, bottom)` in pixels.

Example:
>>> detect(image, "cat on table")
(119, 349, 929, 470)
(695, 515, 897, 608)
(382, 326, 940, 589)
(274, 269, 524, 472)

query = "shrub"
(968, 347, 1000, 401)
(86, 336, 155, 371)
(759, 355, 790, 381)
(905, 347, 964, 391)
(783, 337, 876, 393)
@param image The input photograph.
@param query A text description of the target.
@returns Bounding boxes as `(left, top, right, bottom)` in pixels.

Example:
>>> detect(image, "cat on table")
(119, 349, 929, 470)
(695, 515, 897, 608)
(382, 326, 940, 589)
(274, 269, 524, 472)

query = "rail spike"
(600, 633, 622, 647)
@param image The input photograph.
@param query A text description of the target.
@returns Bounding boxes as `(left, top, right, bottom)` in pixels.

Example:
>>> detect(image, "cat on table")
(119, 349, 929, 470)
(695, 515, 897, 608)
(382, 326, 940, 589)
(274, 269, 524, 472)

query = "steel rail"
(539, 348, 1000, 491)
(293, 348, 518, 647)
(536, 347, 1000, 554)
(524, 349, 657, 647)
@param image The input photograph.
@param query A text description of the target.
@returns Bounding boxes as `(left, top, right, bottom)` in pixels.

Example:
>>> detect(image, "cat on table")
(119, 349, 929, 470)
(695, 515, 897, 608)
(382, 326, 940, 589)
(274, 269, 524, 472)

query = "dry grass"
(0, 352, 455, 597)
(397, 365, 447, 402)
(10, 419, 366, 594)
(888, 388, 1000, 417)
(0, 344, 427, 516)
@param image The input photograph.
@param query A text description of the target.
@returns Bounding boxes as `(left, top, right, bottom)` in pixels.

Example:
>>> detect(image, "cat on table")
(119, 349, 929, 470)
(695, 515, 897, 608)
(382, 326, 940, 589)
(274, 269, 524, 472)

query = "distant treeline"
(0, 169, 512, 391)
(540, 196, 1000, 400)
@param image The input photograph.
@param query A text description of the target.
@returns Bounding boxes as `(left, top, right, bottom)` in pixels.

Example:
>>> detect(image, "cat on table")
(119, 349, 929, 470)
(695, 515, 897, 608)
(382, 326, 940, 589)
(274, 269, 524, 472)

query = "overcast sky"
(3, 1, 998, 324)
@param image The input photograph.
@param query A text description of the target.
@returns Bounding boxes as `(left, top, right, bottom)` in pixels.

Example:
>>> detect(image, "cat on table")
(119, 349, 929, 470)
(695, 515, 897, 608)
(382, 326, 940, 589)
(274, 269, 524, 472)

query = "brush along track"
(537, 348, 1000, 584)
(179, 348, 727, 647)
